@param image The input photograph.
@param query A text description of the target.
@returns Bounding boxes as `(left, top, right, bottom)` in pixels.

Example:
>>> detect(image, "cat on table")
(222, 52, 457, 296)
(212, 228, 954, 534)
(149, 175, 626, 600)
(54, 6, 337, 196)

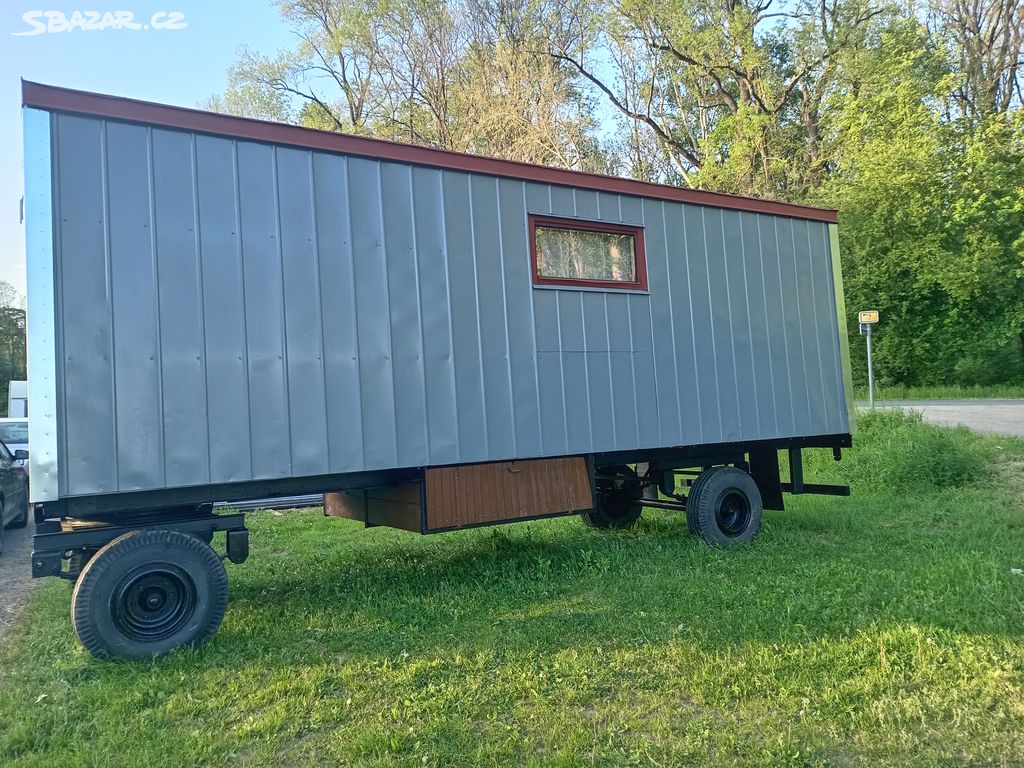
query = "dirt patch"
(0, 524, 39, 642)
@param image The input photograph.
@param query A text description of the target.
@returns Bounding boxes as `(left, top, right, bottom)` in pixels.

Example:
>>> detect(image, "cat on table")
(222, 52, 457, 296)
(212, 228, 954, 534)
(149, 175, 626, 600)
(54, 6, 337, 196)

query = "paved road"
(864, 399, 1024, 438)
(0, 523, 36, 641)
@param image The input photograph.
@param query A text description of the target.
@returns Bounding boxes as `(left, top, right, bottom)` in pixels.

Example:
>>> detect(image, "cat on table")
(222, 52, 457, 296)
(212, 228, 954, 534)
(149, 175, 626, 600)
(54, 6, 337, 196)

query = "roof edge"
(22, 80, 838, 224)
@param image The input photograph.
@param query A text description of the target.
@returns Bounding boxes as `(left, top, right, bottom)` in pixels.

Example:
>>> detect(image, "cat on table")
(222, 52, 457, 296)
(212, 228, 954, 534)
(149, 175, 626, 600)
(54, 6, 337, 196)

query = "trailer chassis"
(30, 433, 850, 660)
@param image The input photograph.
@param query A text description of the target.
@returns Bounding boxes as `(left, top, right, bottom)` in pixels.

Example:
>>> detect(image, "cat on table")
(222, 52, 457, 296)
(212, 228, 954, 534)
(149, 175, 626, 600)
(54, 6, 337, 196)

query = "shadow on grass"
(207, 484, 1022, 668)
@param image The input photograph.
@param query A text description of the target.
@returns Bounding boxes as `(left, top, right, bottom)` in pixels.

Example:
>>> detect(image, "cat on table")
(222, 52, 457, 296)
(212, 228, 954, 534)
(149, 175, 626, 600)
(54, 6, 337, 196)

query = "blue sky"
(0, 1, 295, 297)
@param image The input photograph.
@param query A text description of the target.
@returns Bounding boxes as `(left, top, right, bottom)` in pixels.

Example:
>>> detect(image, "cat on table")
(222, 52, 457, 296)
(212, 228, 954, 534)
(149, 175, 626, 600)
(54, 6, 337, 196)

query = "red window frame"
(529, 215, 648, 291)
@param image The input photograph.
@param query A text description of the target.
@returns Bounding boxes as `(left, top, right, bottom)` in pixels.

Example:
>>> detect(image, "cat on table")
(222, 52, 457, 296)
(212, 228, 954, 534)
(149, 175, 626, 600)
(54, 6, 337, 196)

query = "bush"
(803, 409, 995, 493)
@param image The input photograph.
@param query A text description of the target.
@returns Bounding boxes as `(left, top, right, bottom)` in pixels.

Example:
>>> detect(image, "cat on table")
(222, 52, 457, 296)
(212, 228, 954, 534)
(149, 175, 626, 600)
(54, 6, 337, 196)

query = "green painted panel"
(829, 223, 856, 434)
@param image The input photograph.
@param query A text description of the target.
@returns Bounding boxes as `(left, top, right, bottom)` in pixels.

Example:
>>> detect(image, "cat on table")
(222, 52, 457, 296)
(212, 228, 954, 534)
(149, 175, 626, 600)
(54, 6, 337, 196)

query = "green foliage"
(816, 19, 1024, 386)
(804, 409, 995, 492)
(853, 383, 1024, 400)
(0, 281, 26, 417)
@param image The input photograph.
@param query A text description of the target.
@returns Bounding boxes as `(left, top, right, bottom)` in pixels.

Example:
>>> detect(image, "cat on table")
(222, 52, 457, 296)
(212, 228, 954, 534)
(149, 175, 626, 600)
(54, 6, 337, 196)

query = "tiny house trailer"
(22, 82, 855, 660)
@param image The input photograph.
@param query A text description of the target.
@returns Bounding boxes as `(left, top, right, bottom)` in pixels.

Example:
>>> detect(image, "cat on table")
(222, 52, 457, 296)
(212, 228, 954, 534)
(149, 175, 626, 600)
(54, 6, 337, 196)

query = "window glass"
(0, 422, 28, 444)
(535, 226, 637, 283)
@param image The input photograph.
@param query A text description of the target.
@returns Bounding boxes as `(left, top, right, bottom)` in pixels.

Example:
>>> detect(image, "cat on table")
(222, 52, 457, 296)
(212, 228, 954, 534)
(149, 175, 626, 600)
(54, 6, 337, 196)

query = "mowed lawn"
(2, 412, 1023, 767)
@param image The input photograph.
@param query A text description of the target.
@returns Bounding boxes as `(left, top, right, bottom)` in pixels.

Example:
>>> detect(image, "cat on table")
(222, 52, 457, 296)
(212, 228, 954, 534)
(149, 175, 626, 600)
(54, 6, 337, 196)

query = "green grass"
(2, 412, 1024, 767)
(854, 383, 1024, 401)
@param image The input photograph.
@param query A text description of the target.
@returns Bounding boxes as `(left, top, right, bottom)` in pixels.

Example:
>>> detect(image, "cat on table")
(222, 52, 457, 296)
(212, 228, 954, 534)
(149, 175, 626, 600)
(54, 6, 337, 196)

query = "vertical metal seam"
(756, 216, 779, 435)
(806, 223, 830, 433)
(548, 186, 569, 452)
(602, 291, 618, 447)
(790, 219, 812, 433)
(232, 141, 255, 479)
(573, 191, 594, 452)
(640, 199, 660, 444)
(494, 177, 518, 457)
(466, 173, 490, 456)
(700, 208, 724, 438)
(100, 120, 120, 491)
(719, 212, 741, 439)
(408, 168, 431, 461)
(678, 205, 702, 440)
(307, 150, 332, 472)
(773, 219, 795, 434)
(621, 196, 642, 447)
(660, 202, 684, 442)
(597, 192, 617, 448)
(737, 213, 761, 437)
(272, 147, 295, 474)
(522, 183, 544, 454)
(700, 208, 723, 440)
(343, 158, 368, 469)
(189, 134, 213, 484)
(53, 115, 69, 497)
(437, 171, 461, 459)
(145, 127, 168, 488)
(375, 161, 401, 467)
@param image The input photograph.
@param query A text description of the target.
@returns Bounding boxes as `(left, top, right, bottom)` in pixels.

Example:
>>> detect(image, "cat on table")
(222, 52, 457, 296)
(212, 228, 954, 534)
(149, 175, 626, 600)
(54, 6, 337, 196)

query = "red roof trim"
(22, 80, 838, 224)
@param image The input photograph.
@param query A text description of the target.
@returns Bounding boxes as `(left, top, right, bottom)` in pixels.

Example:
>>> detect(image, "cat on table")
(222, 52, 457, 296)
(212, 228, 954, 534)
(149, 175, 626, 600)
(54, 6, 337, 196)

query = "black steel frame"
(31, 432, 852, 579)
(31, 511, 249, 579)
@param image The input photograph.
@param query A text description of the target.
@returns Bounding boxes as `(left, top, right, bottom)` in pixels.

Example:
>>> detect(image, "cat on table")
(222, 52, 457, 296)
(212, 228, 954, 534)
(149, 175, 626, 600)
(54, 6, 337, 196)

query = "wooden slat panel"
(425, 456, 592, 530)
(324, 483, 423, 533)
(324, 491, 364, 521)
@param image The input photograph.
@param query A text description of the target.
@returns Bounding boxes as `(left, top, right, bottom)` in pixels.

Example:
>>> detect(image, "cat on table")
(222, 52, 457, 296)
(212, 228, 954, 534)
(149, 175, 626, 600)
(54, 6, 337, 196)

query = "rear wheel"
(582, 465, 643, 529)
(686, 466, 762, 546)
(71, 529, 228, 660)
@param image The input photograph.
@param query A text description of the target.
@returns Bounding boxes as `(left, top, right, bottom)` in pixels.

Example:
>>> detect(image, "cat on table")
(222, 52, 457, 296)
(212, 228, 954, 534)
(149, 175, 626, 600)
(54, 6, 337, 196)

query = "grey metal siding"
(48, 112, 849, 498)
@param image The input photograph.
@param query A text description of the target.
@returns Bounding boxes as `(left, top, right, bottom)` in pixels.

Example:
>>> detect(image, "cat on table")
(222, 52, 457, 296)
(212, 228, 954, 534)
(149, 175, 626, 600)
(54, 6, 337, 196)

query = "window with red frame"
(529, 215, 647, 290)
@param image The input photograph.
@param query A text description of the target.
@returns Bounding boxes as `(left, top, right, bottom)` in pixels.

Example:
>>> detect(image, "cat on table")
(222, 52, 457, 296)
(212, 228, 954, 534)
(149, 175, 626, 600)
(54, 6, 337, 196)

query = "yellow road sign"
(858, 310, 879, 324)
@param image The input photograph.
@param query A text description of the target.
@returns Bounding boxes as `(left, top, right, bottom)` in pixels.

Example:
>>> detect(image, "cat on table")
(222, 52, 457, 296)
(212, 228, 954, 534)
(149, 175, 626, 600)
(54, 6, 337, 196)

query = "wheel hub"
(715, 491, 751, 537)
(111, 563, 197, 642)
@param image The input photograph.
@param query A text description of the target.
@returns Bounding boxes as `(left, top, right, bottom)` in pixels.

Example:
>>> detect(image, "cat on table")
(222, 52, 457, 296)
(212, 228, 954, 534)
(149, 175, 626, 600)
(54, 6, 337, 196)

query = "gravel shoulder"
(0, 523, 36, 642)
(864, 399, 1024, 439)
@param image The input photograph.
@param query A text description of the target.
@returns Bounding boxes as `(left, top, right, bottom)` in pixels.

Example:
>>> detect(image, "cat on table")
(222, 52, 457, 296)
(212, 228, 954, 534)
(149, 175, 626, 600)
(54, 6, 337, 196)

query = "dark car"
(0, 418, 28, 467)
(0, 438, 29, 556)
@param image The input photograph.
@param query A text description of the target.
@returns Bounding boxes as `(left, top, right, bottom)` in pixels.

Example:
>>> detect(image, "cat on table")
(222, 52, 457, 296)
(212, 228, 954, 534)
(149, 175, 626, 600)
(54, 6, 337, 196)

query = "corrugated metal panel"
(48, 112, 849, 498)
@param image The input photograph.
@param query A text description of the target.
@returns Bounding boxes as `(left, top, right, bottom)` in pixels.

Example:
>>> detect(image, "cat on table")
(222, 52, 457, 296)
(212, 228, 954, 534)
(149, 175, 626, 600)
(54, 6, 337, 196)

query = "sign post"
(858, 310, 879, 408)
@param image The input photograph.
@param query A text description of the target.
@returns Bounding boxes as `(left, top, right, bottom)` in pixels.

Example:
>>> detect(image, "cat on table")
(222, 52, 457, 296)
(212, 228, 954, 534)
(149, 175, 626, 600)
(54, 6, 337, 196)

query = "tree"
(0, 281, 26, 416)
(817, 18, 1024, 384)
(208, 0, 607, 169)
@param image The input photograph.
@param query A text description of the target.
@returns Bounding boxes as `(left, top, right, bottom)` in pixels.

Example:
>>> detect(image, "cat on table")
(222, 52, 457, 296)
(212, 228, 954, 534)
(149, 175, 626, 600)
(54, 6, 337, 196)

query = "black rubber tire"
(582, 465, 643, 529)
(67, 548, 98, 583)
(686, 466, 762, 546)
(71, 529, 228, 660)
(8, 491, 29, 529)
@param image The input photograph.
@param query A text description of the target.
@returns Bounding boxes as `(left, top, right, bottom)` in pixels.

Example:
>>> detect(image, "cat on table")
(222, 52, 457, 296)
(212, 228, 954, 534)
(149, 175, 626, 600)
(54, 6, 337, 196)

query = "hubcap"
(715, 490, 751, 537)
(111, 563, 197, 642)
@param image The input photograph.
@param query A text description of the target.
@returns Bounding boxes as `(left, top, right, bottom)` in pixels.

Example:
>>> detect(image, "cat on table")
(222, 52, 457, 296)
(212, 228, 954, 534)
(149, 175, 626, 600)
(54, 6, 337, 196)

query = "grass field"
(854, 383, 1024, 401)
(2, 412, 1023, 767)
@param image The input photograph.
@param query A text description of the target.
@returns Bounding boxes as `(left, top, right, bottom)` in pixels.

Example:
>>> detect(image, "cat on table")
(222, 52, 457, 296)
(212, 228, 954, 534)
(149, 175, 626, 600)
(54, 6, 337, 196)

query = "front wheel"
(686, 466, 762, 546)
(71, 529, 228, 660)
